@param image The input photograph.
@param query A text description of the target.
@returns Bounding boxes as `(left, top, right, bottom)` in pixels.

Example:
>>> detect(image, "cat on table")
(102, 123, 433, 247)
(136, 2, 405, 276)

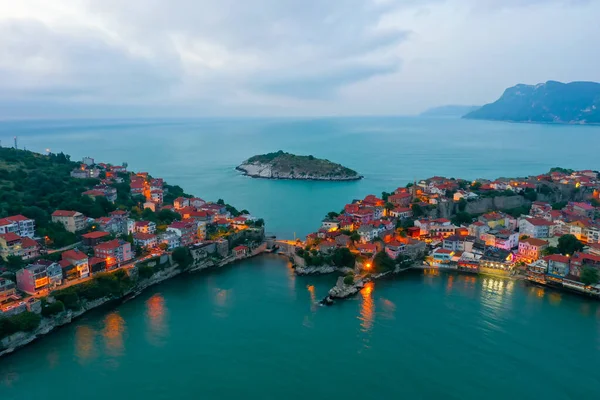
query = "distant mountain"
(420, 105, 480, 117)
(464, 81, 600, 124)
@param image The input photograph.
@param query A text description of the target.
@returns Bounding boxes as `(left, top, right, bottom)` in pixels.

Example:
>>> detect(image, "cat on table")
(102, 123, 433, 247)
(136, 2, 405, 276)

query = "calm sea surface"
(1, 117, 600, 399)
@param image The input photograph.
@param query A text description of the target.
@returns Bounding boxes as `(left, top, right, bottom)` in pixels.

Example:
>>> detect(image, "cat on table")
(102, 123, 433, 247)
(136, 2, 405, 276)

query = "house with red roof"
(385, 240, 406, 260)
(363, 195, 384, 207)
(61, 249, 90, 278)
(167, 221, 197, 246)
(432, 248, 453, 265)
(94, 240, 133, 268)
(52, 210, 87, 233)
(519, 217, 554, 238)
(174, 197, 190, 210)
(543, 254, 571, 279)
(0, 215, 35, 238)
(133, 232, 158, 249)
(389, 207, 412, 220)
(518, 238, 549, 263)
(356, 243, 377, 255)
(82, 231, 111, 246)
(0, 233, 40, 261)
(388, 192, 412, 207)
(233, 245, 249, 258)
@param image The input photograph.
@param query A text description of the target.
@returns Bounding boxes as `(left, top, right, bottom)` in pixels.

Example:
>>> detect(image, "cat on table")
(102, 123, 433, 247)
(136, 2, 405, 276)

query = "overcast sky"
(1, 0, 599, 118)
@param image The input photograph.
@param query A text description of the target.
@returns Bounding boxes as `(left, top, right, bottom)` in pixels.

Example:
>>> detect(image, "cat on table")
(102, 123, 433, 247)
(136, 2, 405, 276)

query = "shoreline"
(0, 247, 266, 359)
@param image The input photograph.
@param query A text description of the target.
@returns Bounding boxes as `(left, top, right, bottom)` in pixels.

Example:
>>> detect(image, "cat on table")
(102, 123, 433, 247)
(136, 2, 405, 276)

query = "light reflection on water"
(75, 325, 97, 363)
(102, 312, 126, 358)
(359, 282, 375, 333)
(145, 294, 169, 346)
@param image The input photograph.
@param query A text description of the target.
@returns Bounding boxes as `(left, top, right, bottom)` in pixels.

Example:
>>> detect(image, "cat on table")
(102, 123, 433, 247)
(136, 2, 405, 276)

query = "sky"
(0, 0, 599, 119)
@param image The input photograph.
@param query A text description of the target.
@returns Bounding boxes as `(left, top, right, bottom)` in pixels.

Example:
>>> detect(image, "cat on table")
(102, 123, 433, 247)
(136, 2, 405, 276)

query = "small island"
(236, 151, 362, 181)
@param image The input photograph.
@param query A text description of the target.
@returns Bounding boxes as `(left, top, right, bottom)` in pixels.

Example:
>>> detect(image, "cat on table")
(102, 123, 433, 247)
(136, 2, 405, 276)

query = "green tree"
(471, 181, 482, 190)
(541, 246, 560, 256)
(557, 234, 584, 255)
(385, 202, 395, 211)
(373, 251, 395, 273)
(580, 266, 600, 286)
(349, 231, 361, 243)
(331, 247, 356, 268)
(381, 192, 392, 201)
(343, 274, 355, 285)
(458, 198, 467, 212)
(172, 247, 193, 268)
(552, 201, 568, 210)
(326, 211, 339, 220)
(411, 203, 425, 218)
(523, 188, 537, 202)
(452, 212, 472, 226)
(41, 299, 65, 317)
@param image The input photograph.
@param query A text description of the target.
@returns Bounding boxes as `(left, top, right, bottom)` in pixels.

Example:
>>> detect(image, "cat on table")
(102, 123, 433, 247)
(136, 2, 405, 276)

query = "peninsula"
(236, 151, 362, 181)
(464, 80, 600, 124)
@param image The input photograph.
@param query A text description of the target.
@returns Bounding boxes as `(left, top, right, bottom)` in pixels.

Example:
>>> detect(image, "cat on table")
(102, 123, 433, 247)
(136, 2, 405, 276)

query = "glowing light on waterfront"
(365, 262, 372, 270)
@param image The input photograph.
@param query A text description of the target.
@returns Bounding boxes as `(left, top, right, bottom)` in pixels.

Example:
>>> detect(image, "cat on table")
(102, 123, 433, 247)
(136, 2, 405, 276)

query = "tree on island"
(581, 266, 600, 286)
(557, 234, 584, 255)
(331, 247, 356, 268)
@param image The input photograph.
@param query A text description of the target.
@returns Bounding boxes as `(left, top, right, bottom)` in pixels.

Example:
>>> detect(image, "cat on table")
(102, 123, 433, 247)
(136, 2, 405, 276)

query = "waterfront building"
(518, 238, 549, 263)
(94, 240, 133, 268)
(16, 261, 62, 294)
(61, 249, 90, 279)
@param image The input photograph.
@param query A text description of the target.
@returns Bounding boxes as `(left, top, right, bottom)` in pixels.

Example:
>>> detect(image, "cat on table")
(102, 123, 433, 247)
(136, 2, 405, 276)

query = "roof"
(21, 237, 39, 248)
(62, 249, 88, 261)
(135, 220, 153, 227)
(434, 248, 453, 254)
(134, 232, 157, 240)
(88, 257, 106, 266)
(387, 240, 404, 248)
(52, 210, 79, 217)
(5, 215, 31, 222)
(110, 210, 128, 216)
(571, 202, 595, 211)
(543, 254, 570, 263)
(524, 218, 553, 226)
(520, 238, 549, 247)
(356, 243, 377, 252)
(95, 239, 125, 251)
(169, 221, 195, 229)
(82, 231, 110, 239)
(0, 232, 21, 242)
(233, 245, 249, 251)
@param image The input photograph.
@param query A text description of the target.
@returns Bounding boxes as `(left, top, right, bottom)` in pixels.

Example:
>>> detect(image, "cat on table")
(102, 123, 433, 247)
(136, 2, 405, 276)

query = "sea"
(0, 117, 599, 399)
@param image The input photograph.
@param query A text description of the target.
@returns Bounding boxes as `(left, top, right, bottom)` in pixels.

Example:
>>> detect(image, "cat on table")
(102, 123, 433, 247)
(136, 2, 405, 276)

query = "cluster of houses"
(304, 169, 600, 297)
(306, 190, 427, 264)
(1, 157, 261, 317)
(425, 198, 600, 294)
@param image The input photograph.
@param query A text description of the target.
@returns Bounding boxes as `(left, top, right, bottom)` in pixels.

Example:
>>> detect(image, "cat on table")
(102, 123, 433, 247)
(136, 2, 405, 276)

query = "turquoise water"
(1, 118, 600, 399)
(1, 258, 599, 400)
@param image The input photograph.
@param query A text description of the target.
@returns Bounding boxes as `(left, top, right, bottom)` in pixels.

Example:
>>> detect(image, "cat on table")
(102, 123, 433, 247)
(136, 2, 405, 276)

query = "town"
(291, 169, 600, 299)
(2, 146, 600, 353)
(0, 148, 266, 348)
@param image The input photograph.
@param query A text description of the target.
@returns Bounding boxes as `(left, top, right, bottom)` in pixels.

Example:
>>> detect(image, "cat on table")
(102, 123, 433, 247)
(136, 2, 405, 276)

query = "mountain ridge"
(464, 80, 600, 124)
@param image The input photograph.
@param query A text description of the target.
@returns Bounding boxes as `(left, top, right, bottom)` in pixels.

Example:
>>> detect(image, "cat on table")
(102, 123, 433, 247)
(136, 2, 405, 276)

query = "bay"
(1, 117, 600, 400)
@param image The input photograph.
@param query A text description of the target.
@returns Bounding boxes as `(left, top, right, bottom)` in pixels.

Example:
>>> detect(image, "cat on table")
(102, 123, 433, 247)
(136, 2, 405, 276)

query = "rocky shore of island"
(236, 163, 362, 181)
